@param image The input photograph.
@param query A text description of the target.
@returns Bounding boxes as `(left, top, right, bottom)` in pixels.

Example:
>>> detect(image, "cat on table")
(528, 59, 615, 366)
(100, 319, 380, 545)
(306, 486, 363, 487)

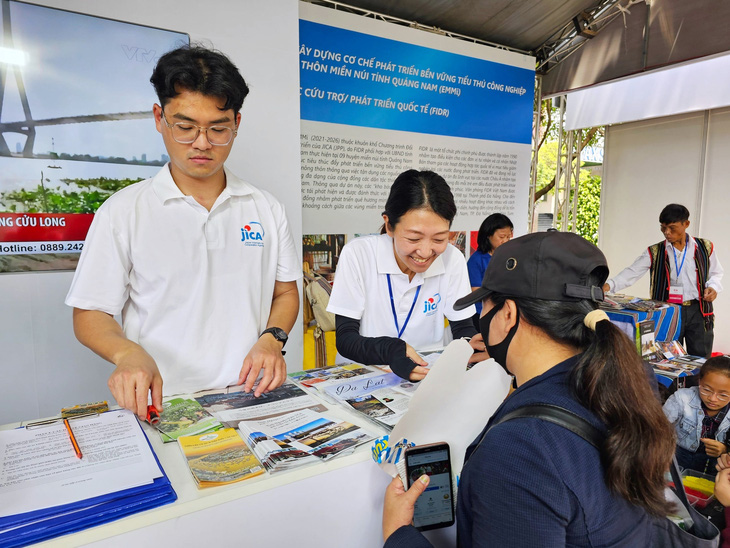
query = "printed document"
(0, 410, 161, 517)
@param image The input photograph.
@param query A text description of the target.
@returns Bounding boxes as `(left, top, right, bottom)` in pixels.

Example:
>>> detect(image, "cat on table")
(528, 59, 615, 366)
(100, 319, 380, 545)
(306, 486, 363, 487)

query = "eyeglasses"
(699, 384, 730, 402)
(161, 111, 237, 146)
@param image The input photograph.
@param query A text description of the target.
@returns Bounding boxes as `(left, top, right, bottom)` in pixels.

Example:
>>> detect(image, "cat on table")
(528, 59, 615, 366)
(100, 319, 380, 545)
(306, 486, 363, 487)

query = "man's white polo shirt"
(66, 165, 301, 396)
(327, 233, 476, 352)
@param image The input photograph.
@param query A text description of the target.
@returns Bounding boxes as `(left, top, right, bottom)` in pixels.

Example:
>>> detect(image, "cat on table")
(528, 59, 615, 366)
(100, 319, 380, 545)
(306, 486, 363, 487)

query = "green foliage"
(575, 174, 602, 244)
(0, 177, 142, 213)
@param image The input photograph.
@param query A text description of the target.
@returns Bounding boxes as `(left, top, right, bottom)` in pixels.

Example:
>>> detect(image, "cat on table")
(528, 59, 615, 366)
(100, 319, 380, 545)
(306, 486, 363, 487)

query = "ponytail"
(494, 292, 675, 517)
(572, 317, 675, 516)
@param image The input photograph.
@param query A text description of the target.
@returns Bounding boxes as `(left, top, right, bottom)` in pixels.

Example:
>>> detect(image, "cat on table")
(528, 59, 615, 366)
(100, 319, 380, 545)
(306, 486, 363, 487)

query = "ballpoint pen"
(64, 418, 83, 459)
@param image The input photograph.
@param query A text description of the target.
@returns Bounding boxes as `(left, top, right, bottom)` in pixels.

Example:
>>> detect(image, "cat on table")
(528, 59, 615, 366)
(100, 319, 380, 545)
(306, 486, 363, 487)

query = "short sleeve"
(269, 198, 302, 282)
(444, 246, 477, 321)
(467, 252, 485, 287)
(327, 242, 367, 320)
(65, 202, 131, 315)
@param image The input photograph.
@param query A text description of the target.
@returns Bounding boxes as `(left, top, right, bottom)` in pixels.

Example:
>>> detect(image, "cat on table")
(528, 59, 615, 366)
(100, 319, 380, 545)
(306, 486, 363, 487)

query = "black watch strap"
(260, 327, 288, 349)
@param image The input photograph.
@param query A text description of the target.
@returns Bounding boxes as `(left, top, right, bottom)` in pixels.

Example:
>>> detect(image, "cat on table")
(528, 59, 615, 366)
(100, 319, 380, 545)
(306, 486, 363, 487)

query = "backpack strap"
(493, 403, 605, 449)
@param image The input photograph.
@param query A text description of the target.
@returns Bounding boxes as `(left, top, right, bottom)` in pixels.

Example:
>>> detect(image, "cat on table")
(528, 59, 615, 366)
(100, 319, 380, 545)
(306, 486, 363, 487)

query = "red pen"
(64, 418, 83, 459)
(146, 405, 160, 425)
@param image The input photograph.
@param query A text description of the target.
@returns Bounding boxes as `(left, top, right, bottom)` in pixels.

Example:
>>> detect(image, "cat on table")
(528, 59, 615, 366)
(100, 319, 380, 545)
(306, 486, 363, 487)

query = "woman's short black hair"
(381, 170, 456, 233)
(150, 44, 249, 115)
(477, 213, 513, 253)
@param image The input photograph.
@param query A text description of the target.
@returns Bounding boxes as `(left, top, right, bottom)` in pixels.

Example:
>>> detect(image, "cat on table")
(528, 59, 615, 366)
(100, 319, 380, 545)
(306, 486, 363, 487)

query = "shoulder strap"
(494, 403, 605, 449)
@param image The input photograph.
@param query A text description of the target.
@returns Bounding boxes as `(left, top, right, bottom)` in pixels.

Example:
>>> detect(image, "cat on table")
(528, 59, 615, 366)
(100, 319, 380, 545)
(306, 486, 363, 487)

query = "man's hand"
(383, 474, 429, 541)
(405, 343, 429, 381)
(239, 334, 287, 397)
(701, 438, 727, 457)
(108, 347, 163, 420)
(704, 287, 718, 302)
(602, 283, 610, 293)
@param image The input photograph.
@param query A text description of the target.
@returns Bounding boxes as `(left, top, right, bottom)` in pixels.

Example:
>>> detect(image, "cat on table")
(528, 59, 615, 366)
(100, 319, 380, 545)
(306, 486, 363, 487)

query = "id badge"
(668, 285, 683, 304)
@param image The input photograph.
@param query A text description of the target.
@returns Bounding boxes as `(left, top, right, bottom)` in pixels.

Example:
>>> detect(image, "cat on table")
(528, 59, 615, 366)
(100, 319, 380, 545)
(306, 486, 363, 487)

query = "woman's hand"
(716, 468, 730, 506)
(405, 344, 429, 381)
(383, 474, 430, 541)
(468, 333, 489, 364)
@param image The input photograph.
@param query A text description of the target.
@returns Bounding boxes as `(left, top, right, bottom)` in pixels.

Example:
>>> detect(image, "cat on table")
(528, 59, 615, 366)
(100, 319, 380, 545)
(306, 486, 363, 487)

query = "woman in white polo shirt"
(327, 169, 485, 380)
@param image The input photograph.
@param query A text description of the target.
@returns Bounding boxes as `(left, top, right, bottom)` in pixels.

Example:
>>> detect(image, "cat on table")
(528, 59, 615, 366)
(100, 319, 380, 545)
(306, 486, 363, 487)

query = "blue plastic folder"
(0, 413, 177, 547)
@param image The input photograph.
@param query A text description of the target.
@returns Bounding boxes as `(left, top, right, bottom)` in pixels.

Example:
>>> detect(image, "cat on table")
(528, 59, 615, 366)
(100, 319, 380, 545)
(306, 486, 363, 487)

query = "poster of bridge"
(0, 0, 188, 272)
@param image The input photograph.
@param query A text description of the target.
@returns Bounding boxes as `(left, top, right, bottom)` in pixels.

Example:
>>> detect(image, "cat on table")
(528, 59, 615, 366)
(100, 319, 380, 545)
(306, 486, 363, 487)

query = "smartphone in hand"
(405, 442, 455, 531)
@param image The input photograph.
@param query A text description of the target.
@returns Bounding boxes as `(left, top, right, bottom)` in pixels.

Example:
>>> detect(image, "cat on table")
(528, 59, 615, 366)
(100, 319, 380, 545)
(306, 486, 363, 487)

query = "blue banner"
(299, 20, 535, 144)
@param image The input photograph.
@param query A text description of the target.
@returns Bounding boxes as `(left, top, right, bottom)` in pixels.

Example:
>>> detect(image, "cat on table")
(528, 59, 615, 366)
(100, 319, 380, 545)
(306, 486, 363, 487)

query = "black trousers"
(679, 300, 714, 358)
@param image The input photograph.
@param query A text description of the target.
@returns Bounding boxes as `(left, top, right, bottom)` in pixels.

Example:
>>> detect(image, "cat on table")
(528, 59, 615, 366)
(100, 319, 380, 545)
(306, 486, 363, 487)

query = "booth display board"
(299, 3, 535, 236)
(0, 1, 188, 272)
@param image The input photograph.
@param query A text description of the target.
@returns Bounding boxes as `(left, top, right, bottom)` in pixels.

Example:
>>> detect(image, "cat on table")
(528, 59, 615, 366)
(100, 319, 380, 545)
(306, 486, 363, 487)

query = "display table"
(605, 302, 682, 343)
(5, 402, 456, 548)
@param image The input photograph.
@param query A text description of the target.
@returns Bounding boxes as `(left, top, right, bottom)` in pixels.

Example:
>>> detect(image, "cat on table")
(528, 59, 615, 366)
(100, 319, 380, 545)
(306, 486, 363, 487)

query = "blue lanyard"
(671, 237, 688, 279)
(386, 274, 421, 338)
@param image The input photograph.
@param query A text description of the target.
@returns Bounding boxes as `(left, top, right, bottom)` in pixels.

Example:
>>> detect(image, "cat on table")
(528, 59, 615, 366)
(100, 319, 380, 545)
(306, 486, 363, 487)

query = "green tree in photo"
(0, 176, 142, 213)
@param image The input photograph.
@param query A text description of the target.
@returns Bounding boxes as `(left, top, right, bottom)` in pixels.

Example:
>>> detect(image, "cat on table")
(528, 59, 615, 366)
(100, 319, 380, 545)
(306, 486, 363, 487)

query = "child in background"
(664, 356, 730, 473)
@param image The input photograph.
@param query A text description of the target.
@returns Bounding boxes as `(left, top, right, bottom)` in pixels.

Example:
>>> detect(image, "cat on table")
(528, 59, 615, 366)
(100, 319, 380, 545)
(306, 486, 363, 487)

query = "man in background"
(66, 45, 300, 418)
(604, 203, 723, 357)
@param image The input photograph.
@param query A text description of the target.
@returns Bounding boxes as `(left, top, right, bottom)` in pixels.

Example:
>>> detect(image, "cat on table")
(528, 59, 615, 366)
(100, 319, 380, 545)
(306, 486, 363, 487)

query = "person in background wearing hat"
(603, 203, 723, 358)
(382, 231, 676, 547)
(327, 169, 487, 381)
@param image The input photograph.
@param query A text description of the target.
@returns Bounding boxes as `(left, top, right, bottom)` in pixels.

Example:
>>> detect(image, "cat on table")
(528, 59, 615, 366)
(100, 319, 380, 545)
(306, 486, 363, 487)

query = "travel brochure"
(173, 359, 434, 487)
(193, 380, 327, 428)
(238, 408, 376, 472)
(155, 397, 223, 443)
(649, 340, 706, 378)
(178, 428, 264, 488)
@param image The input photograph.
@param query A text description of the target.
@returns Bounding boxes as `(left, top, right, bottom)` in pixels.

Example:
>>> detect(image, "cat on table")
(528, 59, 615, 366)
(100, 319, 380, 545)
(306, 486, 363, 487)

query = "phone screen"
(405, 443, 455, 530)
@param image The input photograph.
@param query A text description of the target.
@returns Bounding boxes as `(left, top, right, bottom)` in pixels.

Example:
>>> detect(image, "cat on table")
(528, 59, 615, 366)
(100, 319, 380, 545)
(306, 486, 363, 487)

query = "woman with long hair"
(383, 231, 676, 546)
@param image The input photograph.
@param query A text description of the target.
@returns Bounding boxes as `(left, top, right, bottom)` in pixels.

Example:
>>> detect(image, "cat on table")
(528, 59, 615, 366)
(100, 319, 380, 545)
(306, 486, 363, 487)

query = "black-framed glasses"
(161, 111, 237, 146)
(699, 384, 730, 402)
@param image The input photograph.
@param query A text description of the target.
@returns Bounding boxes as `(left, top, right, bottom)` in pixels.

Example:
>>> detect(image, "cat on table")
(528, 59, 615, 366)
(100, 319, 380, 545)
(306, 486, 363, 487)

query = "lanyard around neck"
(671, 236, 688, 278)
(386, 274, 421, 338)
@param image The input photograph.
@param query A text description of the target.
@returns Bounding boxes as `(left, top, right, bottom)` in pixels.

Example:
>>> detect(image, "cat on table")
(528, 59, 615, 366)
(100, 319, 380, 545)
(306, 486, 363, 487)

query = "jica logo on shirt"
(422, 293, 442, 316)
(240, 221, 264, 247)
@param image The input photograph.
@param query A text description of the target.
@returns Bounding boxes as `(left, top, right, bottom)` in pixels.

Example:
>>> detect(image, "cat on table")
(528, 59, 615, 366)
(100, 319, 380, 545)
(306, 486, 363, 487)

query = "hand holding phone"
(404, 442, 455, 531)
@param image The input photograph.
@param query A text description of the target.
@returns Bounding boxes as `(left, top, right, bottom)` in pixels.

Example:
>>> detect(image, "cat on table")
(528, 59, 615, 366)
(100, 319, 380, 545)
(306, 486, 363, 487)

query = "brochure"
(178, 428, 264, 488)
(238, 409, 375, 472)
(194, 380, 327, 428)
(155, 397, 223, 443)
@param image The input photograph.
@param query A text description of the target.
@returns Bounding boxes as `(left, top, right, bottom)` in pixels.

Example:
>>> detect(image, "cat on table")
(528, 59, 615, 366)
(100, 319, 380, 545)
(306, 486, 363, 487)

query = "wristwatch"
(260, 327, 288, 349)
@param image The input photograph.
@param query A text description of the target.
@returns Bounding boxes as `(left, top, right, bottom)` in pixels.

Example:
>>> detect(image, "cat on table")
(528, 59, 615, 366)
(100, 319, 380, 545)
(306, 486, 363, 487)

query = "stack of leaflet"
(238, 409, 376, 472)
(288, 363, 388, 404)
(321, 371, 418, 430)
(0, 409, 176, 547)
(154, 396, 223, 443)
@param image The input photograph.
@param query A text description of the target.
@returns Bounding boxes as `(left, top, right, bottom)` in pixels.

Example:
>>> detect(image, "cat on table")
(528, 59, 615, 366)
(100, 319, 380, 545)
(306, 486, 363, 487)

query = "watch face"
(264, 327, 287, 344)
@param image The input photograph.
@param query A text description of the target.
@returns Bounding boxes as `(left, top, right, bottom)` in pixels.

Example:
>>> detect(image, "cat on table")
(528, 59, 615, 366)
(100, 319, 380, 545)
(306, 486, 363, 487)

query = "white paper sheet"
(0, 409, 161, 517)
(383, 339, 512, 481)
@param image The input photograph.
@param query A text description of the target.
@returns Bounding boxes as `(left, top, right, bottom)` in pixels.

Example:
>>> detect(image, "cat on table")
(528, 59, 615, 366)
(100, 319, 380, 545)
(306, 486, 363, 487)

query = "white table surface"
(7, 402, 455, 547)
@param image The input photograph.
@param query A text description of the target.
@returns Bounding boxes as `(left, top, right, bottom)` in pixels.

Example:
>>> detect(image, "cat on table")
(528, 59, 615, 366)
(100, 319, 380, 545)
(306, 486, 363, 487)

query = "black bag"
(493, 404, 720, 548)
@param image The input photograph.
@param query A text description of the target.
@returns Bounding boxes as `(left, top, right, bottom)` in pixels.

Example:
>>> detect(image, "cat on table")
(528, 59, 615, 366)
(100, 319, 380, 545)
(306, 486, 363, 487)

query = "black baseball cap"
(454, 231, 609, 310)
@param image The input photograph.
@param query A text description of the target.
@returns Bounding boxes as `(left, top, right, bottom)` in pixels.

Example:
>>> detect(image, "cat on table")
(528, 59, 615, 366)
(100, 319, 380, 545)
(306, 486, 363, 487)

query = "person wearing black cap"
(382, 231, 676, 547)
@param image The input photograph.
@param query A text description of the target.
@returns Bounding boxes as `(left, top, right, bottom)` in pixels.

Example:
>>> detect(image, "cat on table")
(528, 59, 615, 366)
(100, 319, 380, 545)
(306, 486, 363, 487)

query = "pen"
(64, 418, 83, 459)
(146, 405, 160, 425)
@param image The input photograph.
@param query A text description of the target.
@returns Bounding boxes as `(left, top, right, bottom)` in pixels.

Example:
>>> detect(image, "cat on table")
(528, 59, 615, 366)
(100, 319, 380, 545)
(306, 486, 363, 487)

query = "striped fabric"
(648, 238, 714, 329)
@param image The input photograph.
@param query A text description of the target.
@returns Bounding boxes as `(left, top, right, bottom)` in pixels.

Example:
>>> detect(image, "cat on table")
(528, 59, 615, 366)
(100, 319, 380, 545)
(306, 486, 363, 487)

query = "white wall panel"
(601, 110, 730, 353)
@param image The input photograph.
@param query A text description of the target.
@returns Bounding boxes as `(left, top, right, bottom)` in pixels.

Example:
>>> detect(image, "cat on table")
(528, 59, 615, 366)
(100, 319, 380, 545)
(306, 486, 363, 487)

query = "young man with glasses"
(664, 356, 730, 472)
(66, 45, 300, 420)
